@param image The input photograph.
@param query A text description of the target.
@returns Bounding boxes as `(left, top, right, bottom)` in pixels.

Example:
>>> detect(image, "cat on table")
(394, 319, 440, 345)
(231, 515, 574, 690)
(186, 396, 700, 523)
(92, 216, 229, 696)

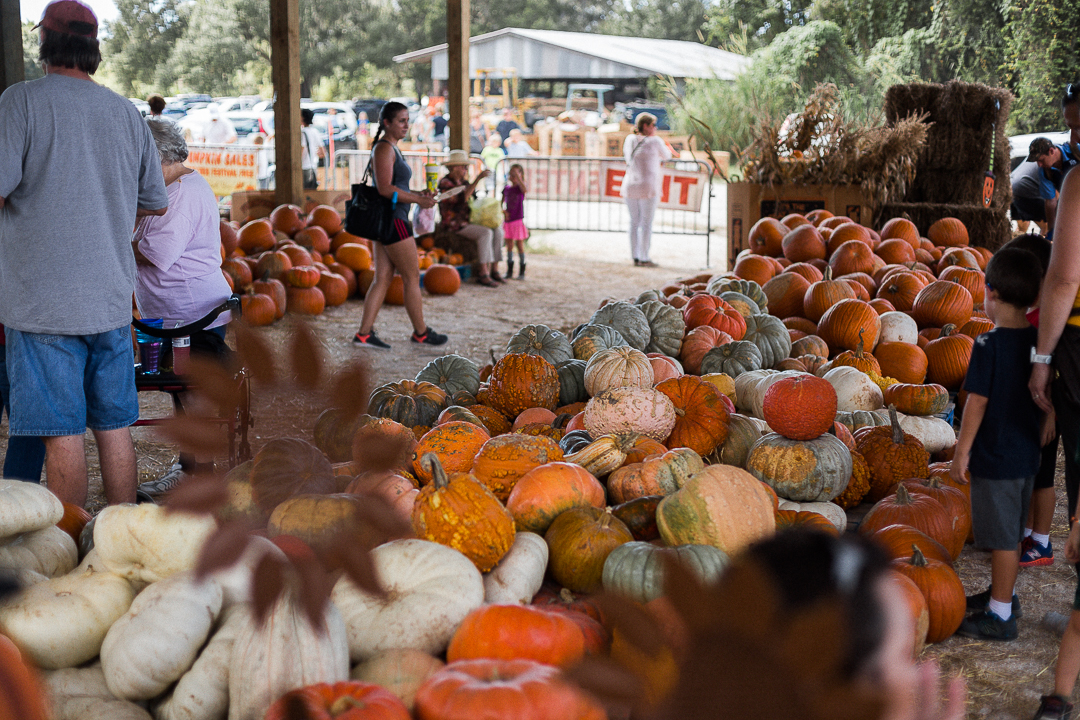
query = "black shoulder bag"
(345, 144, 397, 242)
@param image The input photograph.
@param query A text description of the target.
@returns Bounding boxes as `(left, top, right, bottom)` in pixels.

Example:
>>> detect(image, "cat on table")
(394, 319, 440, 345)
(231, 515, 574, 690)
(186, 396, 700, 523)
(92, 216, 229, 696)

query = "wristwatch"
(1031, 347, 1054, 365)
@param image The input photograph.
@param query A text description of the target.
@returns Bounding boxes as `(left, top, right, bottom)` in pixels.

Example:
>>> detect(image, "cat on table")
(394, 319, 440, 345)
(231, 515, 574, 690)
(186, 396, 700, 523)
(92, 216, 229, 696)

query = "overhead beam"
(446, 0, 469, 151)
(1, 0, 24, 93)
(270, 0, 302, 205)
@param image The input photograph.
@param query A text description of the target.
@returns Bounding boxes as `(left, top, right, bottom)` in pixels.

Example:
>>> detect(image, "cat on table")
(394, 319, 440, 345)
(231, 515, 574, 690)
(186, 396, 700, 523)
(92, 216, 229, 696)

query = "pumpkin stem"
(598, 507, 615, 529)
(894, 483, 913, 505)
(559, 587, 576, 603)
(909, 545, 928, 567)
(824, 266, 833, 281)
(330, 696, 365, 716)
(855, 329, 865, 357)
(887, 404, 904, 444)
(939, 324, 957, 338)
(420, 452, 449, 489)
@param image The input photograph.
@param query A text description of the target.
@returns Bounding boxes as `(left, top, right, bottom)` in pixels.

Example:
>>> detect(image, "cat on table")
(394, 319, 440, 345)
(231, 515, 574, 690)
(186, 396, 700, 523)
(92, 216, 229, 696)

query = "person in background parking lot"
(202, 104, 237, 145)
(301, 108, 323, 189)
(0, 0, 168, 506)
(147, 93, 165, 117)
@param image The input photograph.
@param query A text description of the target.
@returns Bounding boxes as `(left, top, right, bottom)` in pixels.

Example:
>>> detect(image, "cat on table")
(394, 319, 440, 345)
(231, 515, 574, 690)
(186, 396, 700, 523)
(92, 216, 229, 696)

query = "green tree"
(102, 0, 186, 96)
(704, 0, 813, 49)
(811, 0, 932, 55)
(1003, 0, 1080, 133)
(22, 23, 44, 82)
(600, 0, 710, 42)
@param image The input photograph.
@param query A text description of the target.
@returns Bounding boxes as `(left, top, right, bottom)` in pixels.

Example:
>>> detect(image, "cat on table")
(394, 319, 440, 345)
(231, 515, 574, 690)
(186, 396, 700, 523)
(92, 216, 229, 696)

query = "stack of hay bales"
(881, 80, 1014, 250)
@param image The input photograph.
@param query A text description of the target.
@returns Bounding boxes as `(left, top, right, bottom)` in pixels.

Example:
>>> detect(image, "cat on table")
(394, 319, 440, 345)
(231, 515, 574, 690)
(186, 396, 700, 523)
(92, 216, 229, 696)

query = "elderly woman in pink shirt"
(621, 112, 672, 267)
(133, 118, 232, 352)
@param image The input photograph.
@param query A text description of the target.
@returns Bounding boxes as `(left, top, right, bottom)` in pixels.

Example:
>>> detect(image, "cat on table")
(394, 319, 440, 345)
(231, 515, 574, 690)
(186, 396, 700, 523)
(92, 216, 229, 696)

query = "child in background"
(481, 133, 505, 193)
(502, 163, 528, 279)
(952, 247, 1053, 641)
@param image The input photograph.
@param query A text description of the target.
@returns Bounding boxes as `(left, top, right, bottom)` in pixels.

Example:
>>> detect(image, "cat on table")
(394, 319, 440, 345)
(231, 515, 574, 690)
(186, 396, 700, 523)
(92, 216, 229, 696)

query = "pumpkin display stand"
(430, 226, 479, 265)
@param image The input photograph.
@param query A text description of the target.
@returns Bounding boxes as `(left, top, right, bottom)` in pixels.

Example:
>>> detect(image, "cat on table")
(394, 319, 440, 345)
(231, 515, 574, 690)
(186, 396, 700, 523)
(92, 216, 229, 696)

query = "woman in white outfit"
(621, 112, 672, 267)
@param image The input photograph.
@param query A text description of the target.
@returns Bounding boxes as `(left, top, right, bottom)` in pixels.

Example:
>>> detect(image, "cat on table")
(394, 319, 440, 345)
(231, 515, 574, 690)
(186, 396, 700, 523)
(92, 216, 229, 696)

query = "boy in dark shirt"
(953, 247, 1052, 640)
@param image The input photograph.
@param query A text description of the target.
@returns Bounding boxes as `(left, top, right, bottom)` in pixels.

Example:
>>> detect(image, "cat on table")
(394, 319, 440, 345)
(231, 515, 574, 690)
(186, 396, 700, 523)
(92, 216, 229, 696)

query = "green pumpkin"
(834, 410, 890, 432)
(742, 314, 792, 369)
(571, 323, 628, 361)
(415, 354, 481, 396)
(556, 358, 588, 405)
(707, 412, 765, 468)
(368, 380, 447, 428)
(706, 277, 769, 314)
(700, 341, 763, 377)
(637, 300, 685, 357)
(636, 289, 663, 304)
(505, 324, 574, 366)
(746, 431, 852, 503)
(313, 407, 363, 463)
(590, 301, 651, 351)
(718, 291, 762, 318)
(602, 541, 729, 603)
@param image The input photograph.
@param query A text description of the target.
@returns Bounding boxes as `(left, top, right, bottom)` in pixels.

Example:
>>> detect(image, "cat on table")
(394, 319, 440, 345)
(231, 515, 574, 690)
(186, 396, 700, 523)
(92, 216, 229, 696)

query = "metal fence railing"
(333, 149, 715, 265)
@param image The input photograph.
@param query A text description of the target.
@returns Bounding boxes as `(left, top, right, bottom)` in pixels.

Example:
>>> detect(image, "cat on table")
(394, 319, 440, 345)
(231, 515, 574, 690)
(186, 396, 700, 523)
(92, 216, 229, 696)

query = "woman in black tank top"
(352, 102, 447, 348)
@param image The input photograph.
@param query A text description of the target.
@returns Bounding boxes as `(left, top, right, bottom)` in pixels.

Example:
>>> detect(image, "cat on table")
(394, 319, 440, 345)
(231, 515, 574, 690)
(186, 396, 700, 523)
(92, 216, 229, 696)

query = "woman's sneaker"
(353, 330, 391, 349)
(411, 327, 448, 346)
(1021, 538, 1055, 567)
(1033, 694, 1074, 720)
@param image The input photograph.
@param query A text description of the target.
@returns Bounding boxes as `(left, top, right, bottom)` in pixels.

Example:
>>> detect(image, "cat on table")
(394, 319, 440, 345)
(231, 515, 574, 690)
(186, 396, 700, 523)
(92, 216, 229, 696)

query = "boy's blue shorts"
(6, 327, 138, 436)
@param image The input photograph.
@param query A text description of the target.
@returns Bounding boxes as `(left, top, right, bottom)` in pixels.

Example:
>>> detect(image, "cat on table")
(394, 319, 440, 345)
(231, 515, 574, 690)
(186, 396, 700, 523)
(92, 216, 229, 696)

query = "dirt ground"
(1, 228, 1073, 719)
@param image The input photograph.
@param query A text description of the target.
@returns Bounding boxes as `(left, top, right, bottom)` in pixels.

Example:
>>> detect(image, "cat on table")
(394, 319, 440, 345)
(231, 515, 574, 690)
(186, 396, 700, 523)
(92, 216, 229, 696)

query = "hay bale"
(878, 202, 1011, 251)
(905, 167, 1013, 209)
(884, 80, 1013, 176)
(433, 226, 479, 263)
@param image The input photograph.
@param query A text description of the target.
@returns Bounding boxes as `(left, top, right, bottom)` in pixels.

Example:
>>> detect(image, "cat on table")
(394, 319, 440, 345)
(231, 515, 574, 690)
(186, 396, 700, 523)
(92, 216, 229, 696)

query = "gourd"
(639, 299, 686, 357)
(602, 542, 729, 603)
(0, 479, 63, 537)
(583, 386, 676, 442)
(0, 551, 136, 669)
(227, 597, 349, 720)
(0, 525, 77, 577)
(330, 538, 485, 662)
(350, 649, 446, 712)
(483, 532, 549, 604)
(776, 500, 847, 531)
(895, 412, 956, 454)
(746, 432, 852, 503)
(93, 503, 217, 584)
(156, 607, 246, 720)
(100, 572, 224, 700)
(824, 366, 883, 412)
(505, 325, 574, 366)
(563, 434, 638, 477)
(415, 355, 482, 396)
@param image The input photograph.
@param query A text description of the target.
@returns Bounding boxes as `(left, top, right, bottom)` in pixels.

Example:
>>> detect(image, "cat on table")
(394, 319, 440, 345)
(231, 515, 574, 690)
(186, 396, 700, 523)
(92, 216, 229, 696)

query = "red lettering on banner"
(660, 176, 671, 203)
(671, 176, 696, 205)
(605, 168, 625, 197)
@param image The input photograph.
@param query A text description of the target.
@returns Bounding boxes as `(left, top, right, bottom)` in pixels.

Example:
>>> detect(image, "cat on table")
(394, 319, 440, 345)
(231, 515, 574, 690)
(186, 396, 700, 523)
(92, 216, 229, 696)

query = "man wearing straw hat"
(0, 0, 168, 507)
(437, 149, 505, 286)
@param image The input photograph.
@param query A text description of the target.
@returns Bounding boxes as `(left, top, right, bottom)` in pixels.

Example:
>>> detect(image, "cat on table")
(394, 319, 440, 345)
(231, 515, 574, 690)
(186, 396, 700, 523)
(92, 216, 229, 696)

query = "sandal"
(478, 276, 499, 287)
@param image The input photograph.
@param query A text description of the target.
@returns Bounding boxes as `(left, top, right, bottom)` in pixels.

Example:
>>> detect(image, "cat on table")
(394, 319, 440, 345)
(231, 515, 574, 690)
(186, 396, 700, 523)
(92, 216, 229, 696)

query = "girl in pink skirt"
(502, 163, 528, 279)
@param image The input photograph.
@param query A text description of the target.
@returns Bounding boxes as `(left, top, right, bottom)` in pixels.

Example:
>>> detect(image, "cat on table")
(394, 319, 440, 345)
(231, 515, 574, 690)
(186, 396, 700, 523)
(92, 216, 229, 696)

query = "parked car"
(225, 111, 273, 140)
(352, 98, 386, 122)
(214, 96, 262, 113)
(129, 98, 150, 117)
(1009, 131, 1071, 170)
(302, 101, 358, 150)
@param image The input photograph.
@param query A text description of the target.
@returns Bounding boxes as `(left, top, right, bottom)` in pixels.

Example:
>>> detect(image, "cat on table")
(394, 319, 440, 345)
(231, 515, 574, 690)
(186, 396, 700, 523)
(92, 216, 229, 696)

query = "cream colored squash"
(227, 597, 349, 720)
(777, 500, 848, 531)
(895, 412, 956, 454)
(878, 312, 919, 344)
(732, 369, 775, 415)
(583, 386, 677, 441)
(155, 606, 246, 720)
(350, 648, 445, 711)
(0, 479, 63, 538)
(93, 503, 217, 584)
(44, 662, 112, 701)
(56, 697, 153, 720)
(6, 566, 48, 587)
(0, 551, 134, 669)
(44, 662, 153, 720)
(483, 531, 548, 605)
(203, 535, 286, 608)
(101, 572, 224, 700)
(0, 525, 77, 577)
(331, 538, 485, 663)
(583, 346, 654, 396)
(824, 366, 884, 412)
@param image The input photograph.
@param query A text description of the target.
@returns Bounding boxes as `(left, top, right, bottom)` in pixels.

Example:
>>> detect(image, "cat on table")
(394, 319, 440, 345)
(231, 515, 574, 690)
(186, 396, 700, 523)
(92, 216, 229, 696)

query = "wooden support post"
(0, 0, 25, 93)
(446, 0, 469, 152)
(270, 0, 302, 206)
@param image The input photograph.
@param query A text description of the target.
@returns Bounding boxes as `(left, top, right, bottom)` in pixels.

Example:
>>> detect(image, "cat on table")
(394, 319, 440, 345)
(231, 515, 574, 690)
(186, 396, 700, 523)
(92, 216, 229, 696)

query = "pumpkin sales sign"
(186, 144, 260, 196)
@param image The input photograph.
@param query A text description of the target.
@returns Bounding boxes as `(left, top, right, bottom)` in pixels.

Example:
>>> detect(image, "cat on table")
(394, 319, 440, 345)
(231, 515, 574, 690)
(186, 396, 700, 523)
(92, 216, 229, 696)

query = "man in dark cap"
(0, 0, 169, 507)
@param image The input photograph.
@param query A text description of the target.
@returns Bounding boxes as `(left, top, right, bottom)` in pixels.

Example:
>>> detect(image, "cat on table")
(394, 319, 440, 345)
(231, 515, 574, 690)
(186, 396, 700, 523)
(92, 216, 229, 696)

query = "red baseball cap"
(33, 0, 98, 39)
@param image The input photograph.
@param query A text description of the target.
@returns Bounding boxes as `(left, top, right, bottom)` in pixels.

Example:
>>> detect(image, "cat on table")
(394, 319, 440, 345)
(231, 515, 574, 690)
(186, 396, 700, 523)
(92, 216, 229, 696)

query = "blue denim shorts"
(5, 327, 138, 436)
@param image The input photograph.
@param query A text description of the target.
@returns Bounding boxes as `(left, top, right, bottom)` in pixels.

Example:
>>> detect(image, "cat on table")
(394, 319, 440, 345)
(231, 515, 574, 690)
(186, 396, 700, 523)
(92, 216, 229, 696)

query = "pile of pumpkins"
(221, 203, 462, 327)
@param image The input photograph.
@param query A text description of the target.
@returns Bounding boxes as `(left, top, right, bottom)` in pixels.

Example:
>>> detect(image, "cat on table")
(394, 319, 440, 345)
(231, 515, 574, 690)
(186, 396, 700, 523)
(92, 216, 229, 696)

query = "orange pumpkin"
(911, 281, 973, 329)
(733, 254, 776, 286)
(425, 264, 462, 295)
(938, 265, 985, 306)
(253, 277, 287, 318)
(781, 224, 827, 262)
(284, 264, 322, 289)
(830, 330, 881, 375)
(900, 477, 971, 559)
(924, 325, 974, 390)
(336, 243, 374, 272)
(928, 217, 969, 247)
(56, 502, 93, 543)
(654, 376, 731, 456)
(860, 484, 958, 558)
(471, 433, 565, 501)
(828, 239, 875, 276)
(879, 217, 920, 249)
(487, 353, 561, 418)
(681, 295, 747, 340)
(748, 217, 787, 256)
(891, 547, 966, 643)
(874, 342, 928, 385)
(285, 285, 326, 315)
(761, 373, 837, 441)
(882, 383, 949, 416)
(0, 634, 50, 720)
(412, 421, 492, 485)
(270, 203, 306, 236)
(763, 272, 810, 319)
(317, 272, 349, 306)
(447, 605, 586, 667)
(817, 299, 881, 355)
(241, 292, 277, 326)
(875, 271, 926, 312)
(679, 326, 733, 375)
(869, 523, 953, 566)
(238, 218, 276, 253)
(506, 461, 605, 534)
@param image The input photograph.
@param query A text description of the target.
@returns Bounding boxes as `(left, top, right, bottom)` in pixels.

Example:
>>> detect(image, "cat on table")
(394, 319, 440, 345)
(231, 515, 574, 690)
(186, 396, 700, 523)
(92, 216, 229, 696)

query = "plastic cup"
(135, 318, 164, 375)
(425, 163, 439, 193)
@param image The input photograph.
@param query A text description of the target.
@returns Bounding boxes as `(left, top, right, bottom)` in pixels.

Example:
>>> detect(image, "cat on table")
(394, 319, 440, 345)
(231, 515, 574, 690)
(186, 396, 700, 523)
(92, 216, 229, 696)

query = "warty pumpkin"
(607, 448, 705, 504)
(544, 507, 633, 593)
(854, 406, 930, 502)
(471, 433, 565, 501)
(411, 421, 491, 484)
(583, 386, 676, 442)
(486, 353, 561, 417)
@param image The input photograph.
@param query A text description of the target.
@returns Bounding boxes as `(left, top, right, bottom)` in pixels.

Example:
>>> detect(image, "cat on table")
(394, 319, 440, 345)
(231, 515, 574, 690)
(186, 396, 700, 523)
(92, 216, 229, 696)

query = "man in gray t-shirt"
(0, 0, 168, 507)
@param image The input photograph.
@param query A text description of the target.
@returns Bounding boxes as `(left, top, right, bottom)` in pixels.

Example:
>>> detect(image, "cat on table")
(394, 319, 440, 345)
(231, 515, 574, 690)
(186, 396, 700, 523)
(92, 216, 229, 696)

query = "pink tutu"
(503, 218, 529, 240)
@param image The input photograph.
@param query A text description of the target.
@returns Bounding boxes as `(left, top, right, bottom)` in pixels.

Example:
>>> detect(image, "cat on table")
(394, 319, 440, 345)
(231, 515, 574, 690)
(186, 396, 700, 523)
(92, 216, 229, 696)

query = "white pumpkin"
(483, 531, 548, 605)
(0, 479, 63, 539)
(878, 312, 919, 344)
(0, 525, 77, 577)
(0, 551, 135, 669)
(44, 661, 152, 720)
(5, 566, 48, 587)
(777, 500, 848, 531)
(156, 606, 246, 720)
(824, 366, 884, 412)
(93, 503, 217, 584)
(101, 572, 224, 700)
(350, 649, 445, 711)
(733, 369, 775, 415)
(583, 346, 654, 396)
(55, 696, 153, 720)
(203, 535, 286, 608)
(44, 662, 112, 702)
(583, 386, 677, 441)
(228, 598, 349, 720)
(895, 413, 957, 454)
(331, 538, 485, 663)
